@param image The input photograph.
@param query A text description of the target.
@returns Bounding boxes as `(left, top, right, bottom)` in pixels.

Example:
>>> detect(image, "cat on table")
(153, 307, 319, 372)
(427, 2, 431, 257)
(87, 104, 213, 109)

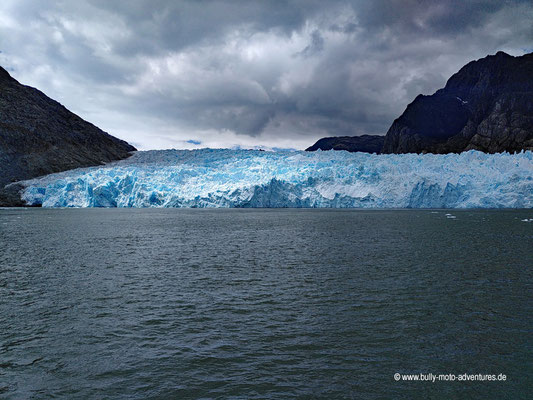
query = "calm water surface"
(0, 209, 532, 399)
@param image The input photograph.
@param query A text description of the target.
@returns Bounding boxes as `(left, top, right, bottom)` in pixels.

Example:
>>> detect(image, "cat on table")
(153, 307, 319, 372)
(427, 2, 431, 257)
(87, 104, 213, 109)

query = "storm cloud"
(1, 0, 532, 149)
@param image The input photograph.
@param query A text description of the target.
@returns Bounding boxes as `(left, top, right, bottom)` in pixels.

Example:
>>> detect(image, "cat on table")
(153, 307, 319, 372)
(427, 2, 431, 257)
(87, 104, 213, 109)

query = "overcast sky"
(1, 0, 532, 150)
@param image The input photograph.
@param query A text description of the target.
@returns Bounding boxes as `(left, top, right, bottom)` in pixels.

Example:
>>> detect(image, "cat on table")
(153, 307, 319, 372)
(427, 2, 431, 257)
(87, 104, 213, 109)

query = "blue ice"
(19, 149, 533, 208)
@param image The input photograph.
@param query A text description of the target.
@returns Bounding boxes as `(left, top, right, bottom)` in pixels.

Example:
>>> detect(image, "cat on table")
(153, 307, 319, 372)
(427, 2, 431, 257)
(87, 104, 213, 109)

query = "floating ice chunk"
(18, 149, 533, 208)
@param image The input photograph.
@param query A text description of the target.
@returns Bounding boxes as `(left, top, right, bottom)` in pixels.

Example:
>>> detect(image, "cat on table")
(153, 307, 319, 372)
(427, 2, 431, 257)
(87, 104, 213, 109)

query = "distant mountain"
(0, 67, 135, 205)
(306, 135, 384, 153)
(382, 51, 533, 154)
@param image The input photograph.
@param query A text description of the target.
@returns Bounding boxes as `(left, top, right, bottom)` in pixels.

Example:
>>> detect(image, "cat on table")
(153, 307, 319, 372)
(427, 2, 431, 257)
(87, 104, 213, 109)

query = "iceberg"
(19, 149, 533, 208)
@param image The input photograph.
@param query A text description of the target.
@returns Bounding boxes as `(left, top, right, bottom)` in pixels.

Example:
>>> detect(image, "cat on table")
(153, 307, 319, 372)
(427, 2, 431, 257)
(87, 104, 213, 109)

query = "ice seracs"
(19, 149, 533, 208)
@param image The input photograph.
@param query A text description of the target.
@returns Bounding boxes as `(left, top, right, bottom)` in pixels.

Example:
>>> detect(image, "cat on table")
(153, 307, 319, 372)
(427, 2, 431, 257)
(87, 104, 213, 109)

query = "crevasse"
(20, 149, 533, 208)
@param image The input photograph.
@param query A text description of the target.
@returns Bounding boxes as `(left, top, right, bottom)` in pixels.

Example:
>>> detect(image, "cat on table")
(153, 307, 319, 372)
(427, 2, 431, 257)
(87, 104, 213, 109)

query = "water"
(0, 209, 532, 399)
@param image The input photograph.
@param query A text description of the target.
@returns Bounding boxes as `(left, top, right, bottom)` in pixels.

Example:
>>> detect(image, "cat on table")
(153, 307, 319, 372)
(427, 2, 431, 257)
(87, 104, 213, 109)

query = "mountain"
(0, 67, 136, 205)
(382, 51, 533, 154)
(306, 135, 384, 153)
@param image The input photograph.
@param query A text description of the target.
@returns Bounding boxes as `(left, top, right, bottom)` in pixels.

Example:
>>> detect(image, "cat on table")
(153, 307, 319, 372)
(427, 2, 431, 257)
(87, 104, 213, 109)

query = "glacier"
(19, 149, 533, 208)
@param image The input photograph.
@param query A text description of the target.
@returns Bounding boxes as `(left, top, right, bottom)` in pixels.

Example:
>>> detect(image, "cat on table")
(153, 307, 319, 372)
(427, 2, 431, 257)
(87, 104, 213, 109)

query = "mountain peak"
(382, 51, 533, 154)
(494, 50, 511, 57)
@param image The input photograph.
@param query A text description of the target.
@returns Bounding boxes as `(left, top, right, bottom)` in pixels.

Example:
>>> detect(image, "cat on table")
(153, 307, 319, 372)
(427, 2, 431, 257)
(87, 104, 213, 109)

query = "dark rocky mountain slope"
(0, 67, 135, 205)
(306, 135, 384, 153)
(382, 51, 533, 154)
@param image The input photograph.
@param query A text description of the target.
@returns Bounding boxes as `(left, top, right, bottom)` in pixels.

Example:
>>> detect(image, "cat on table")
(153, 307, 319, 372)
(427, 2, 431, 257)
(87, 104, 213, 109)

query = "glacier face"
(19, 149, 533, 208)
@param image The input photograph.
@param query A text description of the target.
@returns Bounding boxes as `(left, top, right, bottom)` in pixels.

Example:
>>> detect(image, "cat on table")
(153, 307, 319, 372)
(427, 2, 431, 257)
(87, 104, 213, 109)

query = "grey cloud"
(0, 0, 531, 149)
(297, 30, 325, 58)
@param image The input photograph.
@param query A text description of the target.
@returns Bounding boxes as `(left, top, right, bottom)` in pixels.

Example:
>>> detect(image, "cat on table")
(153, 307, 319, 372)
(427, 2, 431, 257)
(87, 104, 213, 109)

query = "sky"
(0, 0, 532, 150)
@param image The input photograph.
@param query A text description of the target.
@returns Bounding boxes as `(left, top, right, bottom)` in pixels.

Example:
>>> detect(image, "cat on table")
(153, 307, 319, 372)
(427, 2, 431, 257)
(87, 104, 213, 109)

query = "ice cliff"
(20, 149, 533, 208)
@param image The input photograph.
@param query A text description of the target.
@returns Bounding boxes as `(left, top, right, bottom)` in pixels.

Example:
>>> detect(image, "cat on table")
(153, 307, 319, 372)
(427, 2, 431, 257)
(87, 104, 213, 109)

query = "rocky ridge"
(0, 67, 135, 205)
